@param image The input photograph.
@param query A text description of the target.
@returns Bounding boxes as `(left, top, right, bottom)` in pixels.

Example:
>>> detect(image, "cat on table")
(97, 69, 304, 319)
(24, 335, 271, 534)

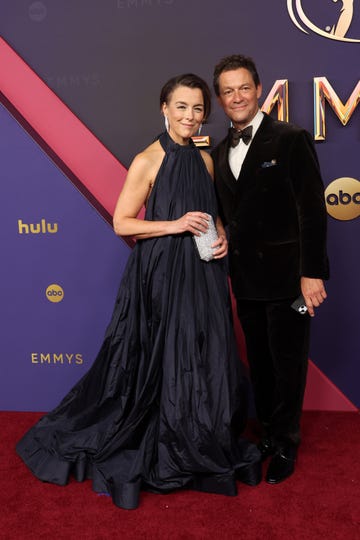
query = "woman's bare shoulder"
(125, 139, 164, 190)
(131, 140, 164, 171)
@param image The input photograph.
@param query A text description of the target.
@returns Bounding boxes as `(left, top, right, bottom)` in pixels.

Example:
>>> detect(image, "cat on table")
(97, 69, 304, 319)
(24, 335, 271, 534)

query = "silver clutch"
(193, 214, 218, 262)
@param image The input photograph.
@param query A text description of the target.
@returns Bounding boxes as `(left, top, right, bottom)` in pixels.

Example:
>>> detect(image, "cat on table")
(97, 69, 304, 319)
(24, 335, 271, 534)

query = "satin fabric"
(17, 132, 261, 509)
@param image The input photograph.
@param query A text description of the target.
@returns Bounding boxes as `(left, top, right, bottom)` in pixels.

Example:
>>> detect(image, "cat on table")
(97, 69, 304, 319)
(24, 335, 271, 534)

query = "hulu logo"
(18, 219, 58, 234)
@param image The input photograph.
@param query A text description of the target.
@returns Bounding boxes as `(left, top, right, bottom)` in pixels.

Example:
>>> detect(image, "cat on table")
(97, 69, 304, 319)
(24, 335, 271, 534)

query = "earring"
(230, 120, 233, 128)
(164, 116, 169, 131)
(198, 123, 203, 136)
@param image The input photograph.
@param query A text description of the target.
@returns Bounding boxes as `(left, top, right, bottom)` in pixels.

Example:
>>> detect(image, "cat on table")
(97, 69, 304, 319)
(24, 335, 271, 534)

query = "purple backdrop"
(0, 103, 131, 410)
(0, 0, 359, 409)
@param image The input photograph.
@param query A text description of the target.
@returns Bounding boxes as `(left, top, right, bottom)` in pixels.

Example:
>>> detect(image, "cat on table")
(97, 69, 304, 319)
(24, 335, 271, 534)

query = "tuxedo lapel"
(214, 114, 277, 193)
(238, 114, 275, 183)
(215, 137, 238, 194)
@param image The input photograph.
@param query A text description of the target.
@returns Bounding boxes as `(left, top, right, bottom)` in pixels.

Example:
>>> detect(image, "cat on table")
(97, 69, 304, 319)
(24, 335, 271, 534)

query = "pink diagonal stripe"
(0, 37, 129, 224)
(1, 38, 357, 412)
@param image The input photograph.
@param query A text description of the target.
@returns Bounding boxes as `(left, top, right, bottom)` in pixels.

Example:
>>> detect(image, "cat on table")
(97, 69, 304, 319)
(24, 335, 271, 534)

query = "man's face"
(217, 68, 262, 130)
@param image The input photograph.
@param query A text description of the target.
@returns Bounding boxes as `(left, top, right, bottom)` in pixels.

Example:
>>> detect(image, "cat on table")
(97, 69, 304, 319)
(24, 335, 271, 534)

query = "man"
(211, 55, 329, 484)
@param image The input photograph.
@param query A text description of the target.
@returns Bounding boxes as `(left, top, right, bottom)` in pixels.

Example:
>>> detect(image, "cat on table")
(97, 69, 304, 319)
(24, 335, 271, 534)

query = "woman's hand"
(169, 212, 210, 235)
(212, 234, 228, 259)
(212, 216, 228, 259)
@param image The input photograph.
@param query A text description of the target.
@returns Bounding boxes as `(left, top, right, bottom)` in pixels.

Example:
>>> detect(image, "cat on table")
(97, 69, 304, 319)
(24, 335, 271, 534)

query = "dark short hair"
(160, 73, 211, 120)
(213, 55, 260, 96)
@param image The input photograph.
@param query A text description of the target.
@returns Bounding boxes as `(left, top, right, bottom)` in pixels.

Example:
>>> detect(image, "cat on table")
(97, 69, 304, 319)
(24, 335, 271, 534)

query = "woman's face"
(162, 85, 205, 145)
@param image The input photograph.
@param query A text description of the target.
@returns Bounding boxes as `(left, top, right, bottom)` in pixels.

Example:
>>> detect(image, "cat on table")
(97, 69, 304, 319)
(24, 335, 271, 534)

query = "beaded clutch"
(193, 214, 219, 262)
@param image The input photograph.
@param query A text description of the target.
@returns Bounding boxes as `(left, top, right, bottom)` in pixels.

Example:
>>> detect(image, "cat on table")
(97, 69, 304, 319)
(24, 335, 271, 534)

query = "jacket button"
(233, 249, 240, 256)
(231, 220, 237, 227)
(257, 251, 264, 259)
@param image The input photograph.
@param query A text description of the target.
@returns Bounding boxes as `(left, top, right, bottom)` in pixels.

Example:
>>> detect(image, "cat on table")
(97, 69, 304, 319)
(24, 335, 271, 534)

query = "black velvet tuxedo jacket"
(211, 113, 329, 300)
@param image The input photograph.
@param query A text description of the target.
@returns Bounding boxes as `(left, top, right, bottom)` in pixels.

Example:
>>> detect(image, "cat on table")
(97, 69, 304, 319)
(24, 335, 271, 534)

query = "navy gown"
(17, 132, 261, 509)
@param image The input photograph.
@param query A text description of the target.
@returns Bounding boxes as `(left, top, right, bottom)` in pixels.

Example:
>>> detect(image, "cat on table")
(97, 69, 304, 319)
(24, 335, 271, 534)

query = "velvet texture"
(212, 113, 329, 301)
(212, 113, 330, 448)
(236, 298, 311, 446)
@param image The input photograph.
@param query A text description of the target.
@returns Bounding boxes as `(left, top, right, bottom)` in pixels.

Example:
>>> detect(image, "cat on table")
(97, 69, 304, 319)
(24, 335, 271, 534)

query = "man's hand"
(301, 277, 327, 317)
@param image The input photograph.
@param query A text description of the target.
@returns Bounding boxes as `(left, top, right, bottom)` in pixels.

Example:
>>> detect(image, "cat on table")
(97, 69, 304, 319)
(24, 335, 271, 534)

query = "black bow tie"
(229, 125, 253, 147)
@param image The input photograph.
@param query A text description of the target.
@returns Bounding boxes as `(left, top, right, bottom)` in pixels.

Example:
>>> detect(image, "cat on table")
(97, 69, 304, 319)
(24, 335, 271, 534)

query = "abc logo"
(46, 284, 64, 303)
(325, 177, 360, 221)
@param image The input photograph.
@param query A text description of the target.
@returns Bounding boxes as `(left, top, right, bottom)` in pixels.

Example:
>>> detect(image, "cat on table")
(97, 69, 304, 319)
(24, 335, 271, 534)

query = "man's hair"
(213, 55, 260, 96)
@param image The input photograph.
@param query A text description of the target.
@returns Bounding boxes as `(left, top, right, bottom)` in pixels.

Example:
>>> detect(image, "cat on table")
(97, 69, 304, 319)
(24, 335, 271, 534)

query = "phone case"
(291, 295, 308, 315)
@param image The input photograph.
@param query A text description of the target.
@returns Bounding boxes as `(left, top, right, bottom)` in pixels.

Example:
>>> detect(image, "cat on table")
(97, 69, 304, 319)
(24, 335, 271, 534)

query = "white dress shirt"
(229, 109, 264, 179)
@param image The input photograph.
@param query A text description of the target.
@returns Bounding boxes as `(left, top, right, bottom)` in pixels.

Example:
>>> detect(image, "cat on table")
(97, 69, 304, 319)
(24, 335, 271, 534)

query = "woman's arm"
(113, 149, 209, 240)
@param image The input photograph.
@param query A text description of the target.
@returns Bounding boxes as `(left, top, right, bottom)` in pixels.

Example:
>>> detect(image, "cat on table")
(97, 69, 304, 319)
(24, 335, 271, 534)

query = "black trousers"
(236, 298, 311, 448)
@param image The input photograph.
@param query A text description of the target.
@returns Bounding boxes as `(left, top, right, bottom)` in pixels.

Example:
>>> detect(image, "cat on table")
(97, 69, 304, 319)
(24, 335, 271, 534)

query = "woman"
(17, 74, 261, 509)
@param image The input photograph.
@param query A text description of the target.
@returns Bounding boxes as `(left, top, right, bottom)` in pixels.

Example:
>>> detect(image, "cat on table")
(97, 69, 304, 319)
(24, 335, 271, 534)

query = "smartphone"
(291, 295, 308, 315)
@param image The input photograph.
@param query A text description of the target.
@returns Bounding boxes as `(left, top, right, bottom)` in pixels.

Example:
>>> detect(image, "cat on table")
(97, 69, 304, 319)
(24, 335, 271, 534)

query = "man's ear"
(256, 83, 263, 100)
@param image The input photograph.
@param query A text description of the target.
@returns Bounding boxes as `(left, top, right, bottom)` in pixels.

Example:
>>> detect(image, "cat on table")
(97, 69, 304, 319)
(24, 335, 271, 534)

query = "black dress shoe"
(257, 438, 276, 461)
(266, 447, 297, 484)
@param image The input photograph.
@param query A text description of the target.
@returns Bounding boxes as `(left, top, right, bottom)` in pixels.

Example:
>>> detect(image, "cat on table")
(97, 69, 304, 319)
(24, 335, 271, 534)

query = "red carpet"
(1, 411, 359, 539)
